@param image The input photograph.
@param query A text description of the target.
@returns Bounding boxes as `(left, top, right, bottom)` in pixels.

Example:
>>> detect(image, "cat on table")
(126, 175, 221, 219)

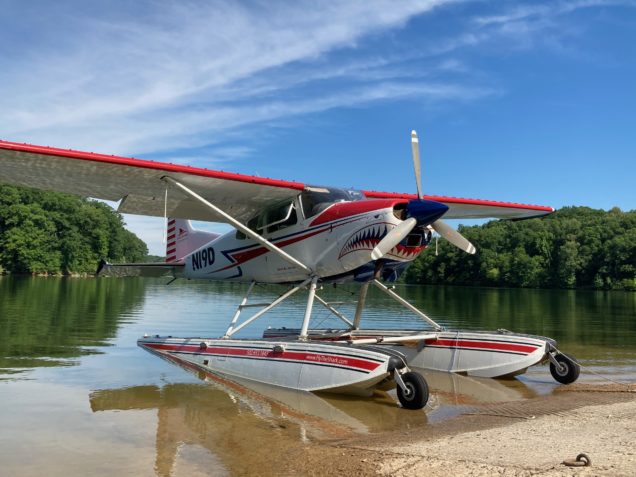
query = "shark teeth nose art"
(339, 224, 389, 258)
(339, 223, 425, 260)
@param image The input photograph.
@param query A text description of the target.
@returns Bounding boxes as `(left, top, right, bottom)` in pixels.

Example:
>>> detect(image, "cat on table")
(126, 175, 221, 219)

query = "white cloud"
(472, 0, 636, 51)
(474, 0, 634, 27)
(3, 0, 631, 158)
(1, 0, 463, 155)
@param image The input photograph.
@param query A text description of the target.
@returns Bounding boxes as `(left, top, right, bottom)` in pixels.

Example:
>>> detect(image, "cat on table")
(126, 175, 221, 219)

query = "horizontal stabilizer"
(96, 259, 184, 278)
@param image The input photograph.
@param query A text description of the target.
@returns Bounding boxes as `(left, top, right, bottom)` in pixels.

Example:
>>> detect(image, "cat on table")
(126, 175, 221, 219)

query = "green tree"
(402, 206, 636, 290)
(0, 184, 148, 274)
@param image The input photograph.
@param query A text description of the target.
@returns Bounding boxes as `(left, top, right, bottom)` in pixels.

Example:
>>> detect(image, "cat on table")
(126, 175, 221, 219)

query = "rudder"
(166, 218, 220, 262)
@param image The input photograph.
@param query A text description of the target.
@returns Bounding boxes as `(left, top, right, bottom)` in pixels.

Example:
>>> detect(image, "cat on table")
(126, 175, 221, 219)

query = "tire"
(550, 354, 580, 384)
(396, 371, 429, 409)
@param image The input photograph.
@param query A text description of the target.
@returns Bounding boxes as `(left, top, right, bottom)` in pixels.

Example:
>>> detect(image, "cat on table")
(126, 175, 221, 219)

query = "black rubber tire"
(396, 371, 429, 409)
(549, 354, 580, 384)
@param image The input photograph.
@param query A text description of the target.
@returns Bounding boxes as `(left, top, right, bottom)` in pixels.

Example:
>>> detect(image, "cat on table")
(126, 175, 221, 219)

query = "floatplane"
(0, 131, 580, 410)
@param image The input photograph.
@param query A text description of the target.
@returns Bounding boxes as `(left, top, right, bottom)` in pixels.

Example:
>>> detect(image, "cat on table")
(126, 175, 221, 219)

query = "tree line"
(403, 206, 636, 290)
(1, 184, 634, 288)
(0, 184, 148, 274)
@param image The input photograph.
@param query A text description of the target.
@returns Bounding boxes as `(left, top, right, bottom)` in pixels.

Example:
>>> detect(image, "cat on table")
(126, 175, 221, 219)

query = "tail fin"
(166, 218, 220, 263)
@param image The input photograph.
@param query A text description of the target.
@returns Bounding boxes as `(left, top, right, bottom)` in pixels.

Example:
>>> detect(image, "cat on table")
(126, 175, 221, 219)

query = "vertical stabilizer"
(166, 218, 220, 262)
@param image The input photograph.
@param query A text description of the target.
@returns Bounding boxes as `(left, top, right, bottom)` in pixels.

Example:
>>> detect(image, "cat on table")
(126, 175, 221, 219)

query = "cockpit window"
(265, 201, 297, 233)
(299, 186, 363, 218)
(236, 199, 298, 239)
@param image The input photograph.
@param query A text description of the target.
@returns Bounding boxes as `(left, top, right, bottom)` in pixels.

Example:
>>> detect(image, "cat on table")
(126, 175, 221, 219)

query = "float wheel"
(550, 354, 580, 384)
(396, 371, 429, 409)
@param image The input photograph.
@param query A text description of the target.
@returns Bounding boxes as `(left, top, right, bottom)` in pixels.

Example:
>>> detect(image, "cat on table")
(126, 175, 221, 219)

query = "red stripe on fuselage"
(143, 342, 381, 372)
(212, 218, 359, 272)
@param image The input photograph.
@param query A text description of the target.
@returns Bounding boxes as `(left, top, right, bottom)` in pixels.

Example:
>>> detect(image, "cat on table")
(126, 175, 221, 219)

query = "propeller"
(411, 130, 423, 199)
(371, 218, 417, 261)
(371, 130, 476, 260)
(429, 219, 476, 254)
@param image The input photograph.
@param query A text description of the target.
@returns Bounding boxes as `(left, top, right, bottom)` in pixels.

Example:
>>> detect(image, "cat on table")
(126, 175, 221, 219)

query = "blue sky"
(1, 0, 635, 255)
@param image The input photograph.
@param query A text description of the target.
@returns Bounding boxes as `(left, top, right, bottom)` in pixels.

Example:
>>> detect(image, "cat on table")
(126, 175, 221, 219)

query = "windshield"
(299, 186, 364, 218)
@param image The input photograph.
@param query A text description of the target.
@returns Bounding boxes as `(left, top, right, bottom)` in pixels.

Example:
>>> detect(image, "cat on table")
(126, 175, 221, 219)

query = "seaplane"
(0, 131, 581, 410)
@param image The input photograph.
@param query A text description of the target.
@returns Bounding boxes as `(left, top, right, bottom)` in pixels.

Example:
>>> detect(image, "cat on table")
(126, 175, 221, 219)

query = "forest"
(403, 206, 636, 290)
(0, 184, 148, 274)
(1, 184, 634, 289)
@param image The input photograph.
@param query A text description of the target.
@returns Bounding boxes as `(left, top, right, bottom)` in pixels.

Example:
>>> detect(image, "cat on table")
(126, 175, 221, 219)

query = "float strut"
(352, 282, 369, 330)
(299, 277, 319, 340)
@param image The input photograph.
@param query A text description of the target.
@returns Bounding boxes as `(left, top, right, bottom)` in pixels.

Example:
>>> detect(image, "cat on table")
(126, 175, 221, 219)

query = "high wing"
(0, 140, 553, 222)
(0, 140, 304, 223)
(363, 191, 553, 219)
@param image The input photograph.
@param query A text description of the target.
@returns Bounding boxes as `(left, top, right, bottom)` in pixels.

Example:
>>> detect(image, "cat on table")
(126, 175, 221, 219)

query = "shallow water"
(0, 277, 634, 476)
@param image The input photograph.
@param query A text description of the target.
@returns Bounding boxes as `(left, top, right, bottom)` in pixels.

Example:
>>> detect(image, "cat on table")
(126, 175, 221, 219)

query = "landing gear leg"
(394, 370, 429, 409)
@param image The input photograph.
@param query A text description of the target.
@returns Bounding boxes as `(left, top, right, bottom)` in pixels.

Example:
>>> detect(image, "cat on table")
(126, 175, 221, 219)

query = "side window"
(235, 201, 297, 239)
(267, 205, 297, 234)
(236, 216, 258, 240)
(264, 201, 297, 234)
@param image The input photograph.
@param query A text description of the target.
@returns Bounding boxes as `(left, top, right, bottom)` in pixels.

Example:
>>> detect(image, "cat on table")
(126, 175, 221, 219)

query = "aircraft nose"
(406, 199, 449, 225)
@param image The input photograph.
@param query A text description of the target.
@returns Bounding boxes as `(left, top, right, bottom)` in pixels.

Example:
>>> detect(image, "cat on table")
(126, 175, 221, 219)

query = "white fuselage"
(182, 196, 425, 283)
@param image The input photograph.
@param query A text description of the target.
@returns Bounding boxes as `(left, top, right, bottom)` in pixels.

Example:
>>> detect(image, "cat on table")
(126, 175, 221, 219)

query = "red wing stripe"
(363, 190, 553, 212)
(0, 140, 305, 190)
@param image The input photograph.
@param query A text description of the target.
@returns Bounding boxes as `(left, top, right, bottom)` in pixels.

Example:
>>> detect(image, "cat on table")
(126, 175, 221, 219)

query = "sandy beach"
(278, 384, 636, 477)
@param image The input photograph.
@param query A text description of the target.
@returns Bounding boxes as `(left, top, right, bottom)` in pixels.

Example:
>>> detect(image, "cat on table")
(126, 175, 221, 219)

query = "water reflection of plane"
(89, 360, 536, 475)
(418, 368, 538, 407)
(89, 358, 429, 476)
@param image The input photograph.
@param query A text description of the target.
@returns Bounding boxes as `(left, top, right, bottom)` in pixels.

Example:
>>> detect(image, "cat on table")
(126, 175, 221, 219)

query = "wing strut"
(162, 176, 312, 274)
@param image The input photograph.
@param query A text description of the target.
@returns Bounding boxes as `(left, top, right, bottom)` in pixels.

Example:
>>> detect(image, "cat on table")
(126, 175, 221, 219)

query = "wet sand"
(278, 384, 636, 477)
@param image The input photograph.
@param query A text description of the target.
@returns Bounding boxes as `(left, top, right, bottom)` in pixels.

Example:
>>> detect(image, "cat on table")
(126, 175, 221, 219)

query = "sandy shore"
(280, 384, 636, 476)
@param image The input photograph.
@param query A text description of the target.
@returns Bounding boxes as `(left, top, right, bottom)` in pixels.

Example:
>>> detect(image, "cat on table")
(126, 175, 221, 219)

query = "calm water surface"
(0, 277, 634, 476)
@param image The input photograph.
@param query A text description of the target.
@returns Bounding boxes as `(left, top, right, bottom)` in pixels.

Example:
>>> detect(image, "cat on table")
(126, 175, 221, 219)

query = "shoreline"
(280, 384, 636, 476)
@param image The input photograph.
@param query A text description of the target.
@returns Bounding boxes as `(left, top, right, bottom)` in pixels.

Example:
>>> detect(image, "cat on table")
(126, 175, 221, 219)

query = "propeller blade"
(371, 218, 417, 261)
(411, 130, 423, 200)
(431, 219, 476, 254)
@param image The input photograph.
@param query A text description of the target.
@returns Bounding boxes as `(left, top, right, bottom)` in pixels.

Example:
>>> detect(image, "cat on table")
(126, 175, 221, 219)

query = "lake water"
(1, 277, 634, 476)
